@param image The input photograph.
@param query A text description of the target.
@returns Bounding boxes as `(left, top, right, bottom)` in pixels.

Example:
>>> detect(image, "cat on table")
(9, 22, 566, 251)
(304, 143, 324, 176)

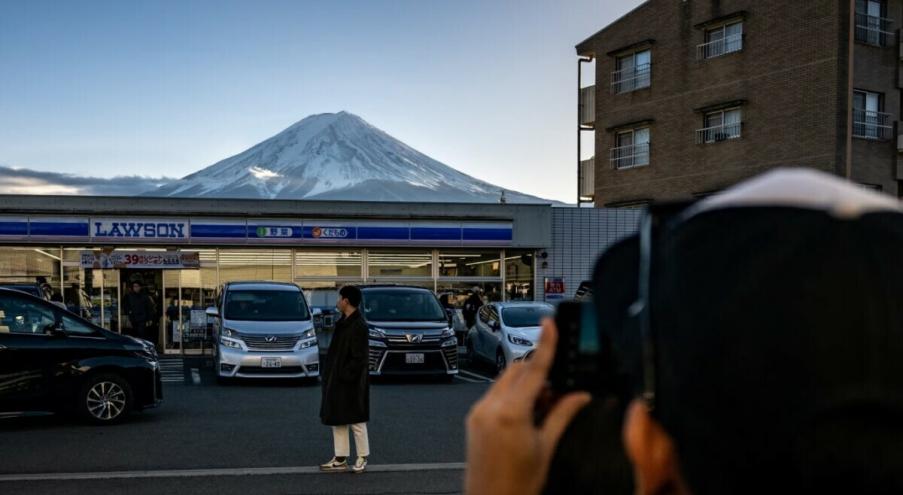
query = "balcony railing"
(578, 157, 595, 199)
(611, 63, 651, 94)
(609, 143, 650, 169)
(579, 86, 595, 126)
(696, 122, 742, 144)
(855, 13, 894, 46)
(852, 109, 894, 140)
(696, 34, 743, 60)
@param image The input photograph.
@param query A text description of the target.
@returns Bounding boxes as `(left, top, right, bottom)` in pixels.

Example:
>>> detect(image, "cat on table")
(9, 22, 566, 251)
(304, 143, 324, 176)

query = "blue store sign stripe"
(30, 222, 90, 236)
(358, 226, 409, 240)
(191, 225, 247, 238)
(0, 222, 28, 236)
(463, 228, 513, 241)
(410, 227, 462, 241)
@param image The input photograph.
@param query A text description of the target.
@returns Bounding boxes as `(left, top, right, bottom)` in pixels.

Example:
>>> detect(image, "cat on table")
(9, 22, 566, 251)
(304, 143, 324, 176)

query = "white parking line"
(453, 374, 481, 383)
(458, 369, 495, 383)
(0, 462, 467, 482)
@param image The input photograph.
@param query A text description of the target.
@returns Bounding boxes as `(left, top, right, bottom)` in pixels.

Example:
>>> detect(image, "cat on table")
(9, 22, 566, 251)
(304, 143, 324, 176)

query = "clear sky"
(0, 0, 643, 202)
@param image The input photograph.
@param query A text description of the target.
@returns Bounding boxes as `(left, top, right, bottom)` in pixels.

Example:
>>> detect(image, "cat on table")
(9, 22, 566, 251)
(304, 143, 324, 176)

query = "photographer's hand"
(465, 320, 591, 495)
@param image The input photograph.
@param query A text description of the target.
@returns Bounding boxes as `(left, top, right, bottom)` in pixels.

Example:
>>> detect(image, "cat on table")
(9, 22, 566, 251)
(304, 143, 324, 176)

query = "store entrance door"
(120, 269, 164, 349)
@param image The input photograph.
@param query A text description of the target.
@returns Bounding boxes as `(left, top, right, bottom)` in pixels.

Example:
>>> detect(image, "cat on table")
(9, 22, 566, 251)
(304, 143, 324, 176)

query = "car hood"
(222, 319, 313, 335)
(115, 334, 157, 355)
(367, 321, 449, 332)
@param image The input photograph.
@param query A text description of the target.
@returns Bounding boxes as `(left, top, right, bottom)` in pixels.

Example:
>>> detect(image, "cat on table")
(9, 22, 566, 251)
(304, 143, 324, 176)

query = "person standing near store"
(124, 281, 157, 346)
(463, 287, 483, 329)
(320, 285, 370, 474)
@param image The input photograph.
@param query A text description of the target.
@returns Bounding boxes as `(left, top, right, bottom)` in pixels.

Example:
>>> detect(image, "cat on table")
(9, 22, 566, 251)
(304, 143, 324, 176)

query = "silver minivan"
(208, 281, 319, 381)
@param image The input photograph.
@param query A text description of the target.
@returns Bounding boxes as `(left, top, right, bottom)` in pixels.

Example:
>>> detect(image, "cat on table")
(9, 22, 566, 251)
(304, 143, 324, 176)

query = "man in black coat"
(462, 287, 483, 329)
(124, 281, 157, 345)
(319, 285, 370, 474)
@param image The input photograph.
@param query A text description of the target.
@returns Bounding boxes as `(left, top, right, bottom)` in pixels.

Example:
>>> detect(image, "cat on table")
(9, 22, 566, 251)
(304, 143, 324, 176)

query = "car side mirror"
(46, 322, 66, 337)
(205, 306, 218, 317)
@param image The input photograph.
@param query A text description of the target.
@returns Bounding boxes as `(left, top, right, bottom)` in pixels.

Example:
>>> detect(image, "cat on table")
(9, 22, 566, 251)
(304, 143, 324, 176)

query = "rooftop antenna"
(499, 190, 507, 204)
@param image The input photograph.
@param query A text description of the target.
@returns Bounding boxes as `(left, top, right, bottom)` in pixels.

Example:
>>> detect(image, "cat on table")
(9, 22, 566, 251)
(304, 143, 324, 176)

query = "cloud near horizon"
(0, 165, 174, 196)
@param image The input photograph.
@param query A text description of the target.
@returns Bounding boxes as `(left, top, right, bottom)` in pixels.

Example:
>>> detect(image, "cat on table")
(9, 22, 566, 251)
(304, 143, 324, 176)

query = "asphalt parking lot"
(0, 355, 495, 495)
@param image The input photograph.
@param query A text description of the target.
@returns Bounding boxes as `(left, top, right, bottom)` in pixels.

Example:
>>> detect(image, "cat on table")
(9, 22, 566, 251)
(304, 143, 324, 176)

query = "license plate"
(261, 357, 282, 368)
(405, 353, 425, 364)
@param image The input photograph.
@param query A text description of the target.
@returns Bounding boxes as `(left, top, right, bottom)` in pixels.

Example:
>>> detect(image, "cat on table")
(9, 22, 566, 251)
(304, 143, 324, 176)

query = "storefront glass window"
(367, 250, 433, 278)
(295, 249, 362, 279)
(505, 250, 535, 301)
(438, 250, 501, 278)
(218, 249, 292, 283)
(0, 247, 62, 300)
(437, 281, 503, 307)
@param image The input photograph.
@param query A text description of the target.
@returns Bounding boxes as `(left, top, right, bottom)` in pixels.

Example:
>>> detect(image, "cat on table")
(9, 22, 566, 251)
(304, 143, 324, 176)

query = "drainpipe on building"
(578, 56, 594, 205)
(846, 0, 855, 179)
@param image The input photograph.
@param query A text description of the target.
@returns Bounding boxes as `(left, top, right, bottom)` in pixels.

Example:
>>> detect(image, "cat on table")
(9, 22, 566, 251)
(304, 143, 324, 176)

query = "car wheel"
(77, 373, 133, 425)
(495, 349, 507, 375)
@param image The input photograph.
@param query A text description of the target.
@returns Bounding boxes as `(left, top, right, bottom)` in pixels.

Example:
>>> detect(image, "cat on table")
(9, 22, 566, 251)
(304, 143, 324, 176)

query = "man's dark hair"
(339, 285, 362, 308)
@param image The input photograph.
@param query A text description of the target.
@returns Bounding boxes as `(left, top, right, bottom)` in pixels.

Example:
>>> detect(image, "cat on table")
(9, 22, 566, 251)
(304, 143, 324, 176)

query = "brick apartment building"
(576, 0, 902, 207)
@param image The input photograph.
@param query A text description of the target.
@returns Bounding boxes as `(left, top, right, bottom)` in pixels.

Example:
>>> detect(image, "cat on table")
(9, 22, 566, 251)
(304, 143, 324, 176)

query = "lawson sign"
(4, 216, 513, 246)
(92, 218, 189, 240)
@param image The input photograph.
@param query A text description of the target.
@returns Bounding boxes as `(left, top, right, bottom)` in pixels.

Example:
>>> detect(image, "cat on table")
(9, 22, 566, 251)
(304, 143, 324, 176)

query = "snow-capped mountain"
(147, 111, 550, 203)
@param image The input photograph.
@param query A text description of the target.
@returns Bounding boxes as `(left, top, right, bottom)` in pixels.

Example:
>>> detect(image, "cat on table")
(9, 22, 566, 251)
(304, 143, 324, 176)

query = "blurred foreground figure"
(466, 168, 903, 495)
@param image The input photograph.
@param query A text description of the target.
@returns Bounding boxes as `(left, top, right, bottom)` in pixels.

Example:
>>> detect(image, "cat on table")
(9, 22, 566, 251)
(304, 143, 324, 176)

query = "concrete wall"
(537, 207, 642, 300)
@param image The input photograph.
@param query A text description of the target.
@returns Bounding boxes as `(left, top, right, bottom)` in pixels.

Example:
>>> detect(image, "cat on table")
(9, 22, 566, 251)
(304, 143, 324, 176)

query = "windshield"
(362, 289, 447, 322)
(224, 290, 310, 321)
(501, 306, 553, 328)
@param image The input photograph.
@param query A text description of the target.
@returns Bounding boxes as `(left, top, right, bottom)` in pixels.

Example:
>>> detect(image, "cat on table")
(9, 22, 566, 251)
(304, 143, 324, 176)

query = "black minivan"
(361, 285, 459, 378)
(0, 288, 162, 424)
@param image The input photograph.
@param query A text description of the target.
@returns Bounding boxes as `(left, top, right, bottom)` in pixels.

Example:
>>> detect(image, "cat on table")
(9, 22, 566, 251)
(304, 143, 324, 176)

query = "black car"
(0, 288, 162, 424)
(360, 285, 458, 378)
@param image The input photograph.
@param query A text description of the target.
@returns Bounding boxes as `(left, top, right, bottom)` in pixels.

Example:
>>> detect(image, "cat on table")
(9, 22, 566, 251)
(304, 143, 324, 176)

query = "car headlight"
(508, 334, 534, 347)
(220, 336, 243, 349)
(222, 327, 239, 338)
(301, 328, 316, 339)
(440, 328, 454, 339)
(368, 327, 386, 339)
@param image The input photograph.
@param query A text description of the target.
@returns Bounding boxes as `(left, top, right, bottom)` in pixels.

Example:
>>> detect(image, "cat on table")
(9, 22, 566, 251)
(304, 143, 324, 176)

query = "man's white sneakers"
(352, 456, 368, 474)
(319, 457, 348, 472)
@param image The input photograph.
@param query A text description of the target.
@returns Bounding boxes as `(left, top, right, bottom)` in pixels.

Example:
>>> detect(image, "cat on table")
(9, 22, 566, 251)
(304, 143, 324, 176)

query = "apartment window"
(696, 108, 742, 144)
(856, 0, 893, 46)
(698, 21, 743, 59)
(853, 90, 892, 140)
(609, 127, 650, 169)
(611, 49, 651, 94)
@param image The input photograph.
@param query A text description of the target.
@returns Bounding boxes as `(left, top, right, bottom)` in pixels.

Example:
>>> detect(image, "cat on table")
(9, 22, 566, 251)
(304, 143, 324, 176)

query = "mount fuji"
(147, 111, 551, 203)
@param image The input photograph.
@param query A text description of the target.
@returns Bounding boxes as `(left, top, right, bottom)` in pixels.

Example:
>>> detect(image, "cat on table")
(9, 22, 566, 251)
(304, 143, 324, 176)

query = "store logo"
(311, 227, 349, 239)
(93, 220, 186, 239)
(256, 226, 293, 238)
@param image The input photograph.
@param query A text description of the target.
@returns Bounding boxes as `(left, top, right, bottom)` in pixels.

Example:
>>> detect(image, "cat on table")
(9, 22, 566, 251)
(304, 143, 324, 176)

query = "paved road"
(0, 360, 494, 494)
